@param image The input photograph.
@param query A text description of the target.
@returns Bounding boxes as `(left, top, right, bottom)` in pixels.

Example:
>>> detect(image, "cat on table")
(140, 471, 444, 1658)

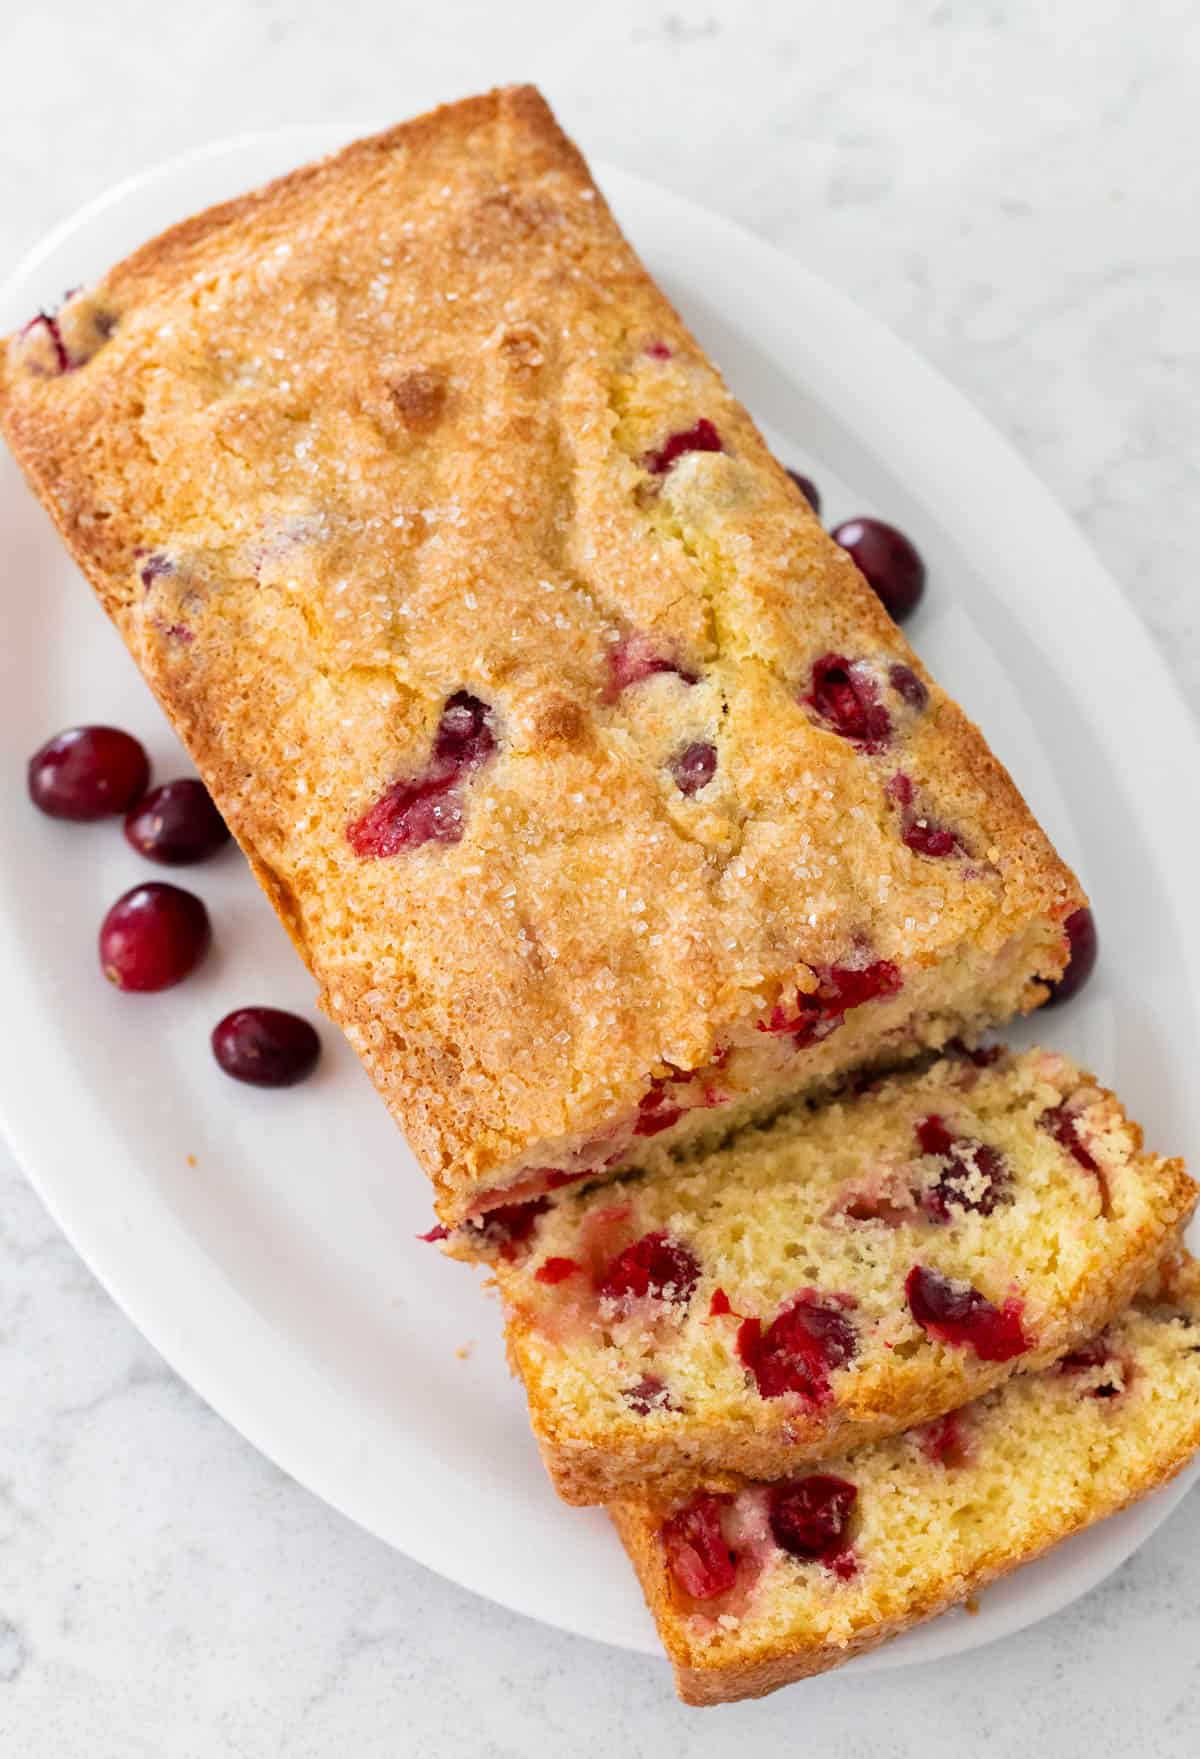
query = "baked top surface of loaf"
(485, 1048, 1194, 1500)
(611, 1254, 1200, 1704)
(0, 86, 1081, 1217)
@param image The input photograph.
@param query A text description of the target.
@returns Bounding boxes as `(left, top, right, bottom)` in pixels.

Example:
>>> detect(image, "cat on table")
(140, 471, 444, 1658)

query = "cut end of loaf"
(613, 1255, 1200, 1703)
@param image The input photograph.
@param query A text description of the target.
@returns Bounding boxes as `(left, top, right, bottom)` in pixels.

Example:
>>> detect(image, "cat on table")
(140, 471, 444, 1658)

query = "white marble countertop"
(2, 2, 1198, 1753)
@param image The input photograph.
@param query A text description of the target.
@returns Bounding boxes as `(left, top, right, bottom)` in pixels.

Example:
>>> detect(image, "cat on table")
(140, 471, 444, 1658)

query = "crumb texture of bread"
(485, 1048, 1194, 1501)
(612, 1255, 1200, 1705)
(0, 85, 1082, 1221)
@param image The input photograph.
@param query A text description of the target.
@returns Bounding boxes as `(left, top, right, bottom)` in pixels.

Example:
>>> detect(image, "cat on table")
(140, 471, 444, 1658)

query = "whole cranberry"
(786, 470, 822, 516)
(833, 518, 926, 623)
(1043, 907, 1098, 1008)
(211, 1008, 321, 1087)
(125, 778, 230, 865)
(29, 725, 149, 821)
(99, 883, 211, 992)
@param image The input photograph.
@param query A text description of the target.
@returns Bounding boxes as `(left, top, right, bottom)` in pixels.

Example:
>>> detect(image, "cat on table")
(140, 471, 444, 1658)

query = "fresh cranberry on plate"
(99, 882, 211, 992)
(833, 518, 926, 623)
(125, 778, 230, 865)
(28, 725, 149, 821)
(211, 1007, 321, 1087)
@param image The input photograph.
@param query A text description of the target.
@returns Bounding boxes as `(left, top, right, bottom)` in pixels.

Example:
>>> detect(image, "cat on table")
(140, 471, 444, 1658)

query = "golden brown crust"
(612, 1258, 1200, 1704)
(0, 86, 1082, 1220)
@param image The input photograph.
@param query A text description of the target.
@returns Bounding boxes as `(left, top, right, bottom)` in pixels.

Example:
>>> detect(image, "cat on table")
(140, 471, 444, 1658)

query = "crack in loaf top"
(0, 86, 1080, 1208)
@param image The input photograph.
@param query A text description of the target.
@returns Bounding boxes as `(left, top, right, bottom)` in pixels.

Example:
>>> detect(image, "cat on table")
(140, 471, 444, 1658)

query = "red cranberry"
(20, 303, 114, 374)
(211, 1007, 320, 1087)
(819, 961, 902, 1015)
(669, 740, 717, 796)
(805, 655, 891, 751)
(738, 1293, 858, 1401)
(644, 339, 673, 360)
(709, 1288, 734, 1317)
(534, 1256, 581, 1286)
(661, 1495, 736, 1600)
(1039, 1104, 1100, 1175)
(418, 1223, 450, 1243)
(431, 693, 497, 769)
(124, 778, 230, 865)
(464, 1197, 548, 1254)
(1043, 908, 1098, 1007)
(905, 1265, 1028, 1361)
(605, 633, 699, 701)
(759, 960, 902, 1044)
(833, 518, 926, 623)
(888, 663, 929, 710)
(633, 1087, 687, 1139)
(916, 1115, 956, 1157)
(347, 692, 496, 857)
(1039, 1104, 1109, 1214)
(915, 1115, 1010, 1221)
(99, 883, 211, 992)
(633, 1105, 685, 1138)
(888, 774, 964, 858)
(902, 816, 963, 859)
(138, 550, 176, 589)
(914, 1116, 954, 1156)
(29, 726, 150, 821)
(768, 1474, 857, 1564)
(624, 1375, 679, 1413)
(21, 311, 70, 374)
(786, 470, 822, 516)
(597, 1231, 700, 1306)
(643, 418, 723, 476)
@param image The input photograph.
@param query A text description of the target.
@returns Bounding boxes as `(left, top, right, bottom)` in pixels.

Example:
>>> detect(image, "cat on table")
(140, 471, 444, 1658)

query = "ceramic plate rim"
(1, 120, 1197, 1675)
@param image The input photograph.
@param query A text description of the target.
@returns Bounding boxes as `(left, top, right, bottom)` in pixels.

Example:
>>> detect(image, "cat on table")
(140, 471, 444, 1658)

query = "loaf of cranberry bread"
(0, 86, 1083, 1225)
(468, 1048, 1194, 1502)
(612, 1252, 1200, 1704)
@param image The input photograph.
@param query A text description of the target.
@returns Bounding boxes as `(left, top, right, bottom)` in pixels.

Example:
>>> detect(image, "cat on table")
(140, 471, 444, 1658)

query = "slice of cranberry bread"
(0, 86, 1083, 1226)
(613, 1252, 1200, 1704)
(463, 1047, 1194, 1503)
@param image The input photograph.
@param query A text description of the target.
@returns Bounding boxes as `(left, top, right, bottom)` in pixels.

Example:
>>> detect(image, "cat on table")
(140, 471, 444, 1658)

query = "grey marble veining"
(1, 2, 1198, 1753)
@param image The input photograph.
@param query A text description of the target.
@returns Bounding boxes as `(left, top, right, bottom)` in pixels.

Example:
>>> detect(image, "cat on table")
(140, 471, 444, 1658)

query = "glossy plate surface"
(1, 123, 1196, 1670)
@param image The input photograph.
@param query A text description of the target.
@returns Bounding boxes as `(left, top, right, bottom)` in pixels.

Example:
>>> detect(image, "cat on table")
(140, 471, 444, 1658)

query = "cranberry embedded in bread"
(0, 88, 1086, 1227)
(613, 1256, 1200, 1703)
(471, 1047, 1195, 1503)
